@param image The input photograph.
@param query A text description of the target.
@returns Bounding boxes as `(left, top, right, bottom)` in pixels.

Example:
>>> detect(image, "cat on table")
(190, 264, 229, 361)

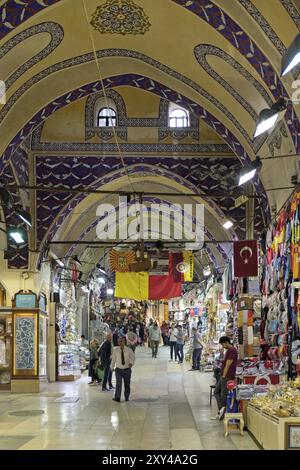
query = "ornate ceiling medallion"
(91, 0, 151, 35)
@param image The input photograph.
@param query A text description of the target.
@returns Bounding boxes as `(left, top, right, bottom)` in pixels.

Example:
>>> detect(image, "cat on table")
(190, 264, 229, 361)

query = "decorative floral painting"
(15, 316, 35, 370)
(91, 0, 151, 35)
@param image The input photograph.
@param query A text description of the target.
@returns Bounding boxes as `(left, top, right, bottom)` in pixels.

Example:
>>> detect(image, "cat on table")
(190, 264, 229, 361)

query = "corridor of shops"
(0, 346, 257, 450)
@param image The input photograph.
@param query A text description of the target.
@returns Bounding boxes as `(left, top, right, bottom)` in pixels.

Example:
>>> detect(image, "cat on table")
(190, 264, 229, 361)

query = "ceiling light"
(281, 33, 300, 76)
(107, 288, 114, 296)
(203, 266, 211, 277)
(16, 209, 32, 228)
(98, 277, 105, 284)
(56, 259, 64, 268)
(99, 267, 106, 275)
(238, 156, 262, 186)
(223, 220, 233, 230)
(8, 229, 25, 244)
(254, 98, 287, 138)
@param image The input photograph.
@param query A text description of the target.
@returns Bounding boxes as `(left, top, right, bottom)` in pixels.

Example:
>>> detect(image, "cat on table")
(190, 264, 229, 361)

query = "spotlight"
(107, 288, 114, 296)
(56, 259, 64, 268)
(238, 156, 262, 186)
(7, 227, 25, 244)
(97, 265, 106, 275)
(223, 220, 233, 230)
(281, 33, 300, 76)
(254, 98, 287, 138)
(203, 266, 211, 277)
(16, 208, 32, 228)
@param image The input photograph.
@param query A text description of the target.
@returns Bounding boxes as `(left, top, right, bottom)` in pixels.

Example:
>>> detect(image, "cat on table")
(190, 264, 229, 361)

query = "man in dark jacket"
(100, 332, 114, 391)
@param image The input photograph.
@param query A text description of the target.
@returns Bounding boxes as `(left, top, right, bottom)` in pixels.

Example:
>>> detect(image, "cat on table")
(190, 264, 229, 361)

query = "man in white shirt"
(111, 336, 135, 402)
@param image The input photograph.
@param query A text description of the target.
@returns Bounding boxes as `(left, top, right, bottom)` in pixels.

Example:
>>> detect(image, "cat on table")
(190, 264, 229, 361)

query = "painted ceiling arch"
(1, 72, 270, 216)
(1, 0, 299, 272)
(171, 0, 300, 154)
(0, 47, 265, 160)
(36, 161, 237, 258)
(1, 0, 299, 154)
(1, 21, 64, 92)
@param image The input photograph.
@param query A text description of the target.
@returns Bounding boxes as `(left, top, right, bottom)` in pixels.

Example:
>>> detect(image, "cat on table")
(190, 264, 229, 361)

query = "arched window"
(169, 108, 189, 128)
(97, 107, 117, 127)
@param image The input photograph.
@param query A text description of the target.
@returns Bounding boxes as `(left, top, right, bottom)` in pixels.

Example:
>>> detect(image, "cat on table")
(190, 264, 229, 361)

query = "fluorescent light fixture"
(98, 277, 105, 284)
(254, 98, 287, 138)
(203, 266, 211, 277)
(223, 220, 233, 230)
(56, 259, 64, 268)
(238, 156, 262, 187)
(107, 288, 114, 295)
(254, 111, 279, 138)
(99, 267, 106, 275)
(16, 209, 32, 228)
(238, 168, 257, 186)
(9, 230, 25, 244)
(281, 33, 300, 76)
(81, 285, 89, 293)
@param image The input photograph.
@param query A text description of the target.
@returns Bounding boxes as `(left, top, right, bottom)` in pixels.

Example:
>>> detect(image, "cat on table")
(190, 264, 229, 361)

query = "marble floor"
(0, 346, 258, 450)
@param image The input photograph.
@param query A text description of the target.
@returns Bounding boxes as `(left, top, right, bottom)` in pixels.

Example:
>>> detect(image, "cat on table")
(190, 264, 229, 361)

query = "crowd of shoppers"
(87, 317, 237, 416)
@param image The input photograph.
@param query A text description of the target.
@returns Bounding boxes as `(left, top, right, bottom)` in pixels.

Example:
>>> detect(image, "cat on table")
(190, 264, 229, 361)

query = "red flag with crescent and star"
(233, 240, 258, 277)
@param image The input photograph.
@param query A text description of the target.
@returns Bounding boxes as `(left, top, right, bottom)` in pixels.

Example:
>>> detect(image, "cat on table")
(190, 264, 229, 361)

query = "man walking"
(100, 332, 114, 391)
(175, 324, 186, 364)
(213, 336, 238, 420)
(111, 336, 135, 402)
(149, 323, 160, 358)
(189, 327, 203, 371)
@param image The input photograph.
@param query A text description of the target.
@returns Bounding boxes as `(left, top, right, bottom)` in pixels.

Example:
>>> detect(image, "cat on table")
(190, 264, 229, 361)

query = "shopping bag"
(96, 364, 104, 382)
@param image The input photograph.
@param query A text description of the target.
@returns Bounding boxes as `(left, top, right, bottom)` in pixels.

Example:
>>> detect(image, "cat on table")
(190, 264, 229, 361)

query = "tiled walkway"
(0, 346, 258, 450)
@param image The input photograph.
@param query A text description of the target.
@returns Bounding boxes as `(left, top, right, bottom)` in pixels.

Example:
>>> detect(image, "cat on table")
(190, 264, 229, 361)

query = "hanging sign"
(109, 250, 136, 272)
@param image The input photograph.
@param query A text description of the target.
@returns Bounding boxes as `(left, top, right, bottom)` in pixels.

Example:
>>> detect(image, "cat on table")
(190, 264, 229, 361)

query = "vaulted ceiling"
(0, 0, 299, 277)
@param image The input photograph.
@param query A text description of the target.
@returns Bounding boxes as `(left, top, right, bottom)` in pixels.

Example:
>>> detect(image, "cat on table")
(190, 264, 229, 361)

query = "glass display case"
(57, 343, 81, 380)
(0, 313, 12, 390)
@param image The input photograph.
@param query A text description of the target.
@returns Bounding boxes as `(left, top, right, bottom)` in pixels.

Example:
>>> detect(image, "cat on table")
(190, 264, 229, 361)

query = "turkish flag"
(233, 240, 258, 277)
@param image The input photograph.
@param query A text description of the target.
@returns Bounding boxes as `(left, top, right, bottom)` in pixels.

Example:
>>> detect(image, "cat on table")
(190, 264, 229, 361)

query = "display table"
(247, 403, 300, 450)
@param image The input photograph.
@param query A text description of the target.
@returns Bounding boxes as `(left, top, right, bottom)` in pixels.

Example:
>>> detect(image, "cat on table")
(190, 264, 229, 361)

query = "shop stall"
(56, 281, 81, 381)
(247, 379, 300, 449)
(0, 290, 49, 393)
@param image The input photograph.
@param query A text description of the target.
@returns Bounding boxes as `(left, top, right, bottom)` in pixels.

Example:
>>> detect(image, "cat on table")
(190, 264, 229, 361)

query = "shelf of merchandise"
(57, 343, 81, 381)
(247, 403, 300, 449)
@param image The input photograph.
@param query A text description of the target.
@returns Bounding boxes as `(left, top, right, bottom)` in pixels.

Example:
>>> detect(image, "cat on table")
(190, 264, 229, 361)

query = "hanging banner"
(172, 251, 194, 282)
(233, 240, 258, 277)
(115, 254, 182, 300)
(109, 250, 136, 272)
(115, 272, 149, 300)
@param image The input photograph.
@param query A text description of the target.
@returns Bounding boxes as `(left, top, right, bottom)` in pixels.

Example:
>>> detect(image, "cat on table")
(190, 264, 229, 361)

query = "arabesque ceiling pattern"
(0, 0, 299, 274)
